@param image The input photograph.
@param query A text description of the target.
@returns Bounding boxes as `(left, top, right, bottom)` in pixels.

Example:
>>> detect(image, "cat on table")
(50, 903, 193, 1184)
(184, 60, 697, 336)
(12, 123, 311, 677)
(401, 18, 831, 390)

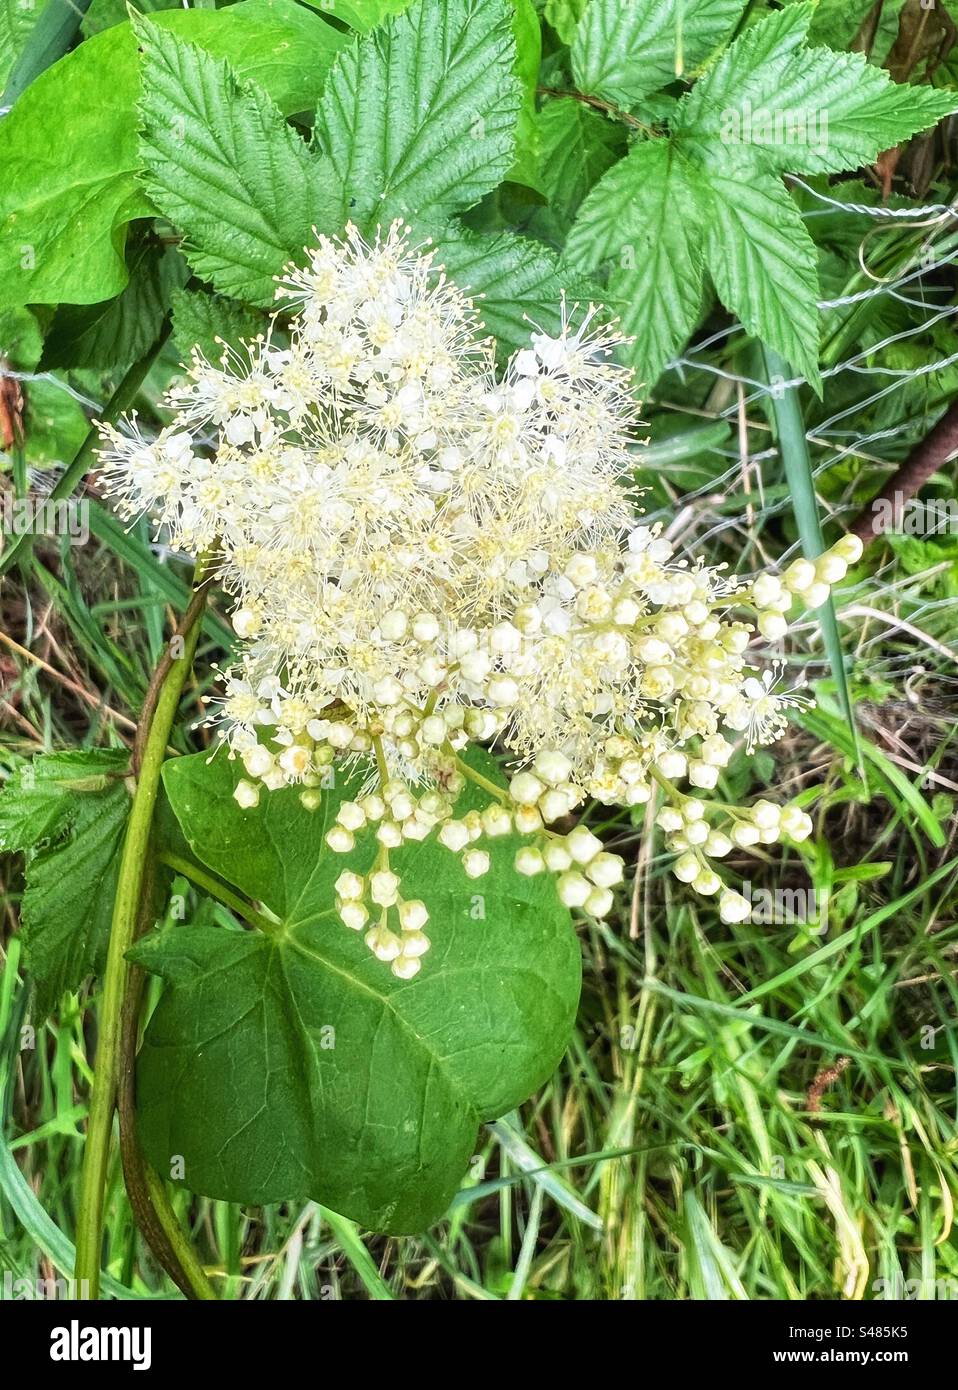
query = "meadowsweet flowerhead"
(97, 222, 863, 974)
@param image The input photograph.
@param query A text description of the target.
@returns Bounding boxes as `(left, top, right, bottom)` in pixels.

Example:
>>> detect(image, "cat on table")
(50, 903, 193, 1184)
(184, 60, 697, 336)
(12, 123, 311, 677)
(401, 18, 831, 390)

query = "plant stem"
(156, 851, 278, 936)
(74, 558, 210, 1299)
(117, 856, 218, 1300)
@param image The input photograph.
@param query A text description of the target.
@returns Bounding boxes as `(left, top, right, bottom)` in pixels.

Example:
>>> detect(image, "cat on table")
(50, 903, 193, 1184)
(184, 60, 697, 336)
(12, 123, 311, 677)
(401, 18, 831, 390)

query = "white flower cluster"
(98, 223, 862, 976)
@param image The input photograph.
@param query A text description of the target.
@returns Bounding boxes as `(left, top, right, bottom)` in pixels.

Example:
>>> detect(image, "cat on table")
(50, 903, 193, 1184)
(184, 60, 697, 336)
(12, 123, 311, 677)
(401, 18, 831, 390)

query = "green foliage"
(136, 20, 341, 307)
(572, 0, 745, 110)
(129, 749, 580, 1232)
(564, 0, 955, 388)
(170, 287, 269, 363)
(0, 0, 46, 88)
(315, 0, 521, 227)
(0, 0, 348, 310)
(429, 225, 566, 353)
(0, 751, 131, 1020)
(40, 233, 187, 371)
(564, 140, 706, 387)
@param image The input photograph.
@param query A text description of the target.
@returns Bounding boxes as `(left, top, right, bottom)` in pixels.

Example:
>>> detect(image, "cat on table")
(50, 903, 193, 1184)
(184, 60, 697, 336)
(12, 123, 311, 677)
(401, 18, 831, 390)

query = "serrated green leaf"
(563, 140, 706, 388)
(0, 1, 348, 310)
(699, 162, 821, 391)
(535, 98, 624, 227)
(572, 0, 746, 110)
(430, 224, 566, 354)
(170, 286, 268, 363)
(39, 234, 187, 371)
(675, 0, 957, 174)
(0, 750, 131, 1020)
(132, 748, 580, 1232)
(315, 0, 522, 228)
(136, 20, 341, 307)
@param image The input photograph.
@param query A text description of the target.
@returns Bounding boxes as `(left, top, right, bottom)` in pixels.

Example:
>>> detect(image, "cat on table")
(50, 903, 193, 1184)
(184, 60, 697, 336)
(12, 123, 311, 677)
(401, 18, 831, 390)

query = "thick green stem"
(74, 560, 209, 1298)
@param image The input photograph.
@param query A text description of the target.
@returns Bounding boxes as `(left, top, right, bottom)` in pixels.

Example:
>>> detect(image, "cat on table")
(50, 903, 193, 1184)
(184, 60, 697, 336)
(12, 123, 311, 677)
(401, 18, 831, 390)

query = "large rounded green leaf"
(130, 749, 581, 1233)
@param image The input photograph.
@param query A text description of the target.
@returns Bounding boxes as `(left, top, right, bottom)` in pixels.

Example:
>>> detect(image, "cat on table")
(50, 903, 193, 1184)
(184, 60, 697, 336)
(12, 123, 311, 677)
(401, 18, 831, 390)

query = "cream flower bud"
(674, 852, 699, 883)
(815, 553, 847, 584)
(369, 869, 400, 906)
(685, 819, 709, 846)
(373, 675, 404, 706)
(719, 890, 751, 923)
(379, 609, 408, 640)
(758, 612, 788, 641)
(704, 831, 732, 858)
(780, 805, 813, 841)
(585, 886, 614, 917)
(784, 558, 816, 593)
(656, 807, 684, 833)
(635, 636, 671, 664)
(804, 581, 830, 609)
(391, 953, 422, 979)
(534, 749, 573, 785)
(242, 745, 274, 778)
(752, 799, 781, 829)
(565, 554, 597, 588)
(514, 804, 543, 834)
(657, 751, 687, 780)
(732, 821, 761, 848)
(487, 674, 519, 705)
(586, 852, 623, 888)
(326, 825, 355, 853)
(752, 575, 783, 609)
(539, 789, 571, 824)
(420, 715, 447, 745)
(515, 846, 546, 876)
(510, 771, 545, 805)
(335, 870, 364, 901)
(543, 842, 572, 872)
(340, 901, 369, 932)
(366, 925, 401, 961)
(374, 820, 401, 847)
(692, 867, 721, 896)
(412, 612, 440, 642)
(689, 760, 719, 790)
(462, 848, 490, 878)
(831, 534, 863, 564)
(481, 804, 513, 836)
(566, 825, 603, 864)
(233, 779, 260, 810)
(398, 899, 429, 931)
(557, 870, 591, 907)
(400, 929, 430, 958)
(438, 820, 469, 852)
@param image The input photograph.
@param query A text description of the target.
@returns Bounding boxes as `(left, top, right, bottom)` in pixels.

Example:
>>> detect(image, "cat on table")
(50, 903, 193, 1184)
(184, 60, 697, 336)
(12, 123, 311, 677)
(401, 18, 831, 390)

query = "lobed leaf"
(130, 748, 581, 1232)
(314, 0, 522, 228)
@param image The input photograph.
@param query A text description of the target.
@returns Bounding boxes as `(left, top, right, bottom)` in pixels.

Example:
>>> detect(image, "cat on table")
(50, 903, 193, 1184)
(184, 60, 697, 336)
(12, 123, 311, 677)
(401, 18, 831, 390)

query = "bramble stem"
(74, 558, 210, 1299)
